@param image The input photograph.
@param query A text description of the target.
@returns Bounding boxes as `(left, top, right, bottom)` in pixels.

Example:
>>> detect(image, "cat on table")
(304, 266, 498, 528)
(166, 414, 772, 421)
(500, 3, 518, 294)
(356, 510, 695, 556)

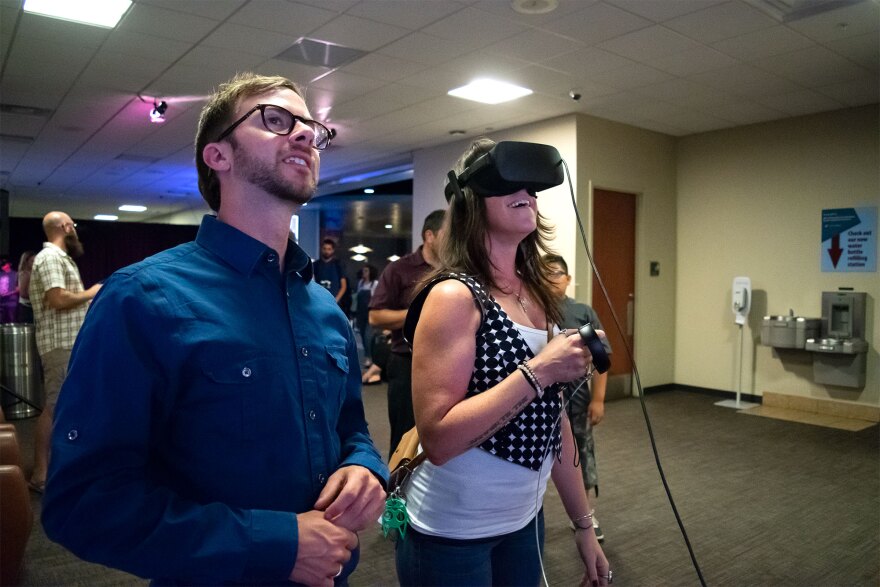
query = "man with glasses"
(28, 211, 101, 494)
(43, 73, 388, 586)
(543, 253, 612, 543)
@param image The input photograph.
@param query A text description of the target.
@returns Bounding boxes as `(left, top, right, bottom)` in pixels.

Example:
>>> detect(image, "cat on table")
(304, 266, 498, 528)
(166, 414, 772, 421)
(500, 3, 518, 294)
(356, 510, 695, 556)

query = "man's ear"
(202, 142, 232, 173)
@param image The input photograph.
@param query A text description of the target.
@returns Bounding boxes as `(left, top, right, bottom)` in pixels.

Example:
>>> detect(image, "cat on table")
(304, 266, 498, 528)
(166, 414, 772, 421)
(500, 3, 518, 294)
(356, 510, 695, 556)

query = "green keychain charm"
(382, 489, 410, 539)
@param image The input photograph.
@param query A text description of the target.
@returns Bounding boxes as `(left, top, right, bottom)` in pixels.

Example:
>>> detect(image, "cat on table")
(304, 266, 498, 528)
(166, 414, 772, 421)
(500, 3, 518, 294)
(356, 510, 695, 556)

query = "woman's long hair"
(424, 137, 563, 327)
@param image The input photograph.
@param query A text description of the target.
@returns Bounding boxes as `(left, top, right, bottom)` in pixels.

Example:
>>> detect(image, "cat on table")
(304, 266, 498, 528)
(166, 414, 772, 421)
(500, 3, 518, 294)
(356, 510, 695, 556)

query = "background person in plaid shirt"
(28, 211, 101, 493)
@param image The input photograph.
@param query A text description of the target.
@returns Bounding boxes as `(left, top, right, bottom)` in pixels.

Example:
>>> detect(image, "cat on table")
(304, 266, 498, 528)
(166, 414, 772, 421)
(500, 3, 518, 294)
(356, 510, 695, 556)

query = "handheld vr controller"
(578, 322, 610, 374)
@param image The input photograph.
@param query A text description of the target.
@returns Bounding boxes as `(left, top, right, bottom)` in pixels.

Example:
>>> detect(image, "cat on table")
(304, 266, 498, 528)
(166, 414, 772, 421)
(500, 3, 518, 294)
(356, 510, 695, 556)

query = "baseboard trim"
(642, 384, 762, 404)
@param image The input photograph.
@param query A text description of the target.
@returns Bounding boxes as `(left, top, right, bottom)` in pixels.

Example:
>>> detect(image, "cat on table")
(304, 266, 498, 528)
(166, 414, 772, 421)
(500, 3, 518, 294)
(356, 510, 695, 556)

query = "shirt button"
(242, 367, 252, 378)
(317, 473, 326, 484)
(301, 347, 309, 357)
(67, 429, 79, 441)
(267, 252, 278, 264)
(308, 409, 317, 421)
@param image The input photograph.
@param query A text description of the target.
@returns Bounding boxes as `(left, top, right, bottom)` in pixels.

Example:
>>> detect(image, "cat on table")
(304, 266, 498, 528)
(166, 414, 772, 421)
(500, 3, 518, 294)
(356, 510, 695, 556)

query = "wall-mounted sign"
(821, 206, 876, 272)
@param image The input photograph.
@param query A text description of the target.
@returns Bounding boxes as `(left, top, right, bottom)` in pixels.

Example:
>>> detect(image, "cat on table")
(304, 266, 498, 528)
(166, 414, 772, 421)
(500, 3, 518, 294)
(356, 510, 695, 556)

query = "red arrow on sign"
(828, 234, 843, 267)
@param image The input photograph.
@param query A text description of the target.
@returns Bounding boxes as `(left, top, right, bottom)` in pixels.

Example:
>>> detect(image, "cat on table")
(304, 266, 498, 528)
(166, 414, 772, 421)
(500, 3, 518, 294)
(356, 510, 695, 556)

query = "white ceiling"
(2, 0, 878, 222)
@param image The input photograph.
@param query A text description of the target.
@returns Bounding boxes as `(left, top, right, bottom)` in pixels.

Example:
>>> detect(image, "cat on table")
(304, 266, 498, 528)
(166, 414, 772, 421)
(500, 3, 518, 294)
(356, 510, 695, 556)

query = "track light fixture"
(150, 100, 167, 123)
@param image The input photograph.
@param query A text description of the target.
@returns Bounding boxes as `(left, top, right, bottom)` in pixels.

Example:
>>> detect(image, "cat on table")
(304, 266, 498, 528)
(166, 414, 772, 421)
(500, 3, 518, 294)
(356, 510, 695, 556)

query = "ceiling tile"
(588, 62, 674, 90)
(689, 63, 802, 97)
(101, 29, 194, 62)
(483, 28, 584, 65)
(649, 45, 739, 76)
(825, 32, 880, 72)
(541, 2, 653, 45)
(201, 23, 300, 56)
(756, 45, 869, 87)
(15, 11, 110, 48)
(118, 3, 221, 43)
(177, 45, 266, 71)
(815, 75, 880, 106)
(597, 25, 703, 61)
(347, 0, 466, 29)
(378, 31, 474, 67)
(309, 14, 411, 52)
(309, 69, 387, 95)
(339, 52, 428, 82)
(137, 0, 246, 20)
(701, 99, 784, 125)
(755, 89, 843, 116)
(785, 0, 879, 43)
(258, 59, 329, 86)
(665, 1, 777, 44)
(229, 0, 336, 36)
(544, 46, 637, 77)
(710, 24, 813, 60)
(422, 6, 527, 46)
(605, 0, 727, 22)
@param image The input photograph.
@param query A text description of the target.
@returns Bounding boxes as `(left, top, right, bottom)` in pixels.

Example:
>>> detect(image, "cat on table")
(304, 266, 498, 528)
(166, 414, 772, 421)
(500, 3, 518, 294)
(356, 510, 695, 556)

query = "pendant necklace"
(514, 281, 529, 315)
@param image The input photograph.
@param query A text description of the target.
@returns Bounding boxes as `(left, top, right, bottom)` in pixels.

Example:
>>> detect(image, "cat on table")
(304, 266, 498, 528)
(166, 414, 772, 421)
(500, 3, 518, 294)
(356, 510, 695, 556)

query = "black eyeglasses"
(216, 104, 332, 150)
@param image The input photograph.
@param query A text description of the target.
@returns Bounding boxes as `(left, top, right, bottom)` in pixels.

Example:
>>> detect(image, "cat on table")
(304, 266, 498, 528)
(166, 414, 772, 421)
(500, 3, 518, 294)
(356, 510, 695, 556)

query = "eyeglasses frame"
(215, 103, 331, 150)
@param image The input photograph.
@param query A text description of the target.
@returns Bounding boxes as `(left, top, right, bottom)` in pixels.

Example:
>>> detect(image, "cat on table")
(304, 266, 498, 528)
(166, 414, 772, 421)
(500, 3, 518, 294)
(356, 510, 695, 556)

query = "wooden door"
(591, 189, 636, 383)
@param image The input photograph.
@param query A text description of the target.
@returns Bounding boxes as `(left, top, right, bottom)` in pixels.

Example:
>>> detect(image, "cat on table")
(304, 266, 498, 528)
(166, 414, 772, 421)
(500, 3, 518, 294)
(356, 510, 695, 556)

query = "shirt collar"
(42, 242, 69, 257)
(195, 215, 312, 281)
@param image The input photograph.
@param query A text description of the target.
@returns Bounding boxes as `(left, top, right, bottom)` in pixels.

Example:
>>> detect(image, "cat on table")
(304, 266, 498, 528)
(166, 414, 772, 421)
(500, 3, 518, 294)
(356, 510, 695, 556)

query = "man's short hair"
(195, 72, 304, 212)
(421, 209, 445, 239)
(321, 238, 337, 248)
(542, 253, 568, 275)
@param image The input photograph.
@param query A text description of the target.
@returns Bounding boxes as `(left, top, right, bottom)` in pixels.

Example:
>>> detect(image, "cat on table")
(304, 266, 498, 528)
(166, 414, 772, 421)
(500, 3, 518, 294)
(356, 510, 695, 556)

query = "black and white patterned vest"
(408, 273, 562, 471)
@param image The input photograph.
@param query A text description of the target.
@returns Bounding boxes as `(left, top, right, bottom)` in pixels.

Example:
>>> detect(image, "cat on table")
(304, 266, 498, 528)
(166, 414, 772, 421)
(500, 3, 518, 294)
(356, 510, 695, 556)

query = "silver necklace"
(514, 282, 529, 315)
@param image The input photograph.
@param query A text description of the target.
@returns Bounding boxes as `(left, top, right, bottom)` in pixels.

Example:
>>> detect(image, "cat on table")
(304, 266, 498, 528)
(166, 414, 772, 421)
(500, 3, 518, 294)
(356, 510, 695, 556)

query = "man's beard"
(232, 143, 316, 205)
(64, 233, 84, 259)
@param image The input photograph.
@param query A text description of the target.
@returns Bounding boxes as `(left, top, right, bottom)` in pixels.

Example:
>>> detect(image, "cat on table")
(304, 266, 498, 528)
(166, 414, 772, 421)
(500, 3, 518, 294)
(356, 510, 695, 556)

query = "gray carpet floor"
(11, 387, 879, 586)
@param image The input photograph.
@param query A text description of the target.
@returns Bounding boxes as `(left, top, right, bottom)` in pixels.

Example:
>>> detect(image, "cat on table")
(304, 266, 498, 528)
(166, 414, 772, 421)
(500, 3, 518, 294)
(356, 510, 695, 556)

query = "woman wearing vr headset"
(398, 138, 610, 587)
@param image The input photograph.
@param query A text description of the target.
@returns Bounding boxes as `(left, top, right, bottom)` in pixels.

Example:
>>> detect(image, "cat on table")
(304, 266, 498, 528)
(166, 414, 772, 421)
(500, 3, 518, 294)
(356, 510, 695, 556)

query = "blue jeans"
(395, 510, 545, 586)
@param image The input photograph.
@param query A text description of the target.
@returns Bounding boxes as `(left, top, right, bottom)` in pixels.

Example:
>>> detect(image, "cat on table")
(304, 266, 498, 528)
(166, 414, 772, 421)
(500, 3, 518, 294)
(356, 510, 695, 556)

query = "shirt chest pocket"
(196, 356, 283, 442)
(317, 346, 350, 409)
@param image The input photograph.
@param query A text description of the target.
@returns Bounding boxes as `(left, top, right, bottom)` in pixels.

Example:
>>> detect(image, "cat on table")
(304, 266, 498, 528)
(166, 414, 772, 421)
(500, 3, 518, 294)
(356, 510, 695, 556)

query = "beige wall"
(675, 105, 879, 405)
(412, 113, 678, 388)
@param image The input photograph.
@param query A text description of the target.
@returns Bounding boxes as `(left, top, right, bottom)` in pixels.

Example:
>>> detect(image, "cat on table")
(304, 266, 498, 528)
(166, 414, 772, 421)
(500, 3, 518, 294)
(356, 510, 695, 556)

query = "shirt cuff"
(241, 509, 298, 581)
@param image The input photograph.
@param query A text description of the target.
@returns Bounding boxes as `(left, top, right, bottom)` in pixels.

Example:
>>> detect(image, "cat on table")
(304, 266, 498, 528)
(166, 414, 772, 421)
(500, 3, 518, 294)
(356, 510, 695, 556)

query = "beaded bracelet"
(517, 363, 544, 399)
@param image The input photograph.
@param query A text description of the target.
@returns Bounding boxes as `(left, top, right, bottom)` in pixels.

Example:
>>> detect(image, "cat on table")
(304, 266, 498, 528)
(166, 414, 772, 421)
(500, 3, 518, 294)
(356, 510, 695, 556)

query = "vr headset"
(444, 141, 564, 203)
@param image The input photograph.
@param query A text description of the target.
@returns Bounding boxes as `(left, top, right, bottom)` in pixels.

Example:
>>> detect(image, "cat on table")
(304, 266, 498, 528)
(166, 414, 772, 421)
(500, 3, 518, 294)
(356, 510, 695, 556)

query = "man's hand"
(314, 466, 386, 532)
(587, 400, 605, 426)
(289, 510, 358, 587)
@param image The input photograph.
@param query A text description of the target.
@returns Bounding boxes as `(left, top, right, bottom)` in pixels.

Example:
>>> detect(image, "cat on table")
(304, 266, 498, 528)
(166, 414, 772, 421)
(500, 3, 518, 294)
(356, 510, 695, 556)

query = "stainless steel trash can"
(0, 324, 43, 420)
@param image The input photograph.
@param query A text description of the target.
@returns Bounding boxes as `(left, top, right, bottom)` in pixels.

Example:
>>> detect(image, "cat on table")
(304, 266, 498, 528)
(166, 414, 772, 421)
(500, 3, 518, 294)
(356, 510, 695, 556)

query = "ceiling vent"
(745, 0, 867, 22)
(274, 38, 368, 69)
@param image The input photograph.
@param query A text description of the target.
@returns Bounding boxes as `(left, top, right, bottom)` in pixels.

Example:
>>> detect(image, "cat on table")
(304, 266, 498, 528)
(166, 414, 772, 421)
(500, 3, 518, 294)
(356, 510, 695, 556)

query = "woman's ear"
(202, 142, 231, 173)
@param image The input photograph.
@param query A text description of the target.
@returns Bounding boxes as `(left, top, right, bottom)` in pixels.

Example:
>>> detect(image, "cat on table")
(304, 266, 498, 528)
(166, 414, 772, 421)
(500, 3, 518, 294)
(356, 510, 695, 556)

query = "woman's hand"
(574, 527, 611, 587)
(528, 330, 592, 386)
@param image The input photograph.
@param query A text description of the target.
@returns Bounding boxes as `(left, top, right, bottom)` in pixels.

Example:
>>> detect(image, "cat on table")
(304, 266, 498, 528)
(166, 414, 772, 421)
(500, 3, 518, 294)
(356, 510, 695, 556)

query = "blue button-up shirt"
(42, 215, 388, 585)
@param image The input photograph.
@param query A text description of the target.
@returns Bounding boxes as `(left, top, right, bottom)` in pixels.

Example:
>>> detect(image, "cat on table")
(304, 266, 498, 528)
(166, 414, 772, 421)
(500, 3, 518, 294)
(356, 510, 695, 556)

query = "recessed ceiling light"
(24, 0, 132, 28)
(385, 224, 393, 229)
(350, 244, 373, 255)
(351, 254, 367, 262)
(448, 79, 533, 105)
(387, 255, 401, 262)
(94, 214, 119, 221)
(119, 205, 147, 212)
(364, 188, 375, 194)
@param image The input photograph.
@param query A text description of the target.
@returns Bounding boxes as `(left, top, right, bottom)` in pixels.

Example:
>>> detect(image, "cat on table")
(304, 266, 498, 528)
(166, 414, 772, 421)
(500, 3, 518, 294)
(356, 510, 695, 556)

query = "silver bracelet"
(522, 360, 545, 391)
(571, 512, 593, 529)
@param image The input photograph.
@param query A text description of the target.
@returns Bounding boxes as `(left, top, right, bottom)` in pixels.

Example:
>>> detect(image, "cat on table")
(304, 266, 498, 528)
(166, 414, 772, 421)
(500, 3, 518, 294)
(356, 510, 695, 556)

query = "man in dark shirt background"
(314, 238, 350, 317)
(369, 209, 445, 456)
